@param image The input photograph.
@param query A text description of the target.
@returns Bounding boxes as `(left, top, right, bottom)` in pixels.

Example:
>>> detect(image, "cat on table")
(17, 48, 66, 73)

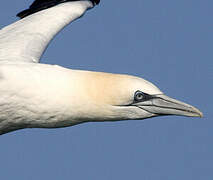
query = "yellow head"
(68, 70, 202, 122)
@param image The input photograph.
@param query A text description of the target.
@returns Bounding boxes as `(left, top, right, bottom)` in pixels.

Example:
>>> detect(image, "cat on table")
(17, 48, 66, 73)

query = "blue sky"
(0, 0, 212, 179)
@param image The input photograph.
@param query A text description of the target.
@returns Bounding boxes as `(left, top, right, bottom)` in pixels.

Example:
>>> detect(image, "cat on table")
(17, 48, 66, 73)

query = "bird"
(0, 0, 202, 135)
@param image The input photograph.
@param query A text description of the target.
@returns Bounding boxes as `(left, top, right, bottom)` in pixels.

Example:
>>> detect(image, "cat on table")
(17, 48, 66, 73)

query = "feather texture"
(0, 1, 94, 63)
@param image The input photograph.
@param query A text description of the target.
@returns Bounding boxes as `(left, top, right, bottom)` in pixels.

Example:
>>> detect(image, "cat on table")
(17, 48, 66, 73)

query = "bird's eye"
(134, 91, 145, 101)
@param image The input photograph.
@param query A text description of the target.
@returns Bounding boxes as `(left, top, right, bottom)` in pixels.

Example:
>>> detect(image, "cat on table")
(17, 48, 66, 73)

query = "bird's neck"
(0, 1, 93, 62)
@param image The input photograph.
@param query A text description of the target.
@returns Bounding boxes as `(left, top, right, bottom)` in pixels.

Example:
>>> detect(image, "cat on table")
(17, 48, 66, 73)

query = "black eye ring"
(134, 90, 145, 102)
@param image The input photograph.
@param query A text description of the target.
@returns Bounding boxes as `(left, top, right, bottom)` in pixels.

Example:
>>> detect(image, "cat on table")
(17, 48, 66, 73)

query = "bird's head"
(77, 71, 203, 122)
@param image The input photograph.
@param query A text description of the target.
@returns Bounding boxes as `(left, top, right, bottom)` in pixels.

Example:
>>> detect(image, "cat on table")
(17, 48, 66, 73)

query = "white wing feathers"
(0, 1, 93, 63)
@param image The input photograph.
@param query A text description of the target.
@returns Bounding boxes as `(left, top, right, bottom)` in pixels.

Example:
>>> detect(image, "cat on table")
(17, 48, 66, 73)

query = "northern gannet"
(0, 0, 202, 135)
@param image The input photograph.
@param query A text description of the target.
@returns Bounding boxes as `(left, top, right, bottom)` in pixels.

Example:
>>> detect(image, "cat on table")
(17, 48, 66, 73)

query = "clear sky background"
(0, 0, 212, 179)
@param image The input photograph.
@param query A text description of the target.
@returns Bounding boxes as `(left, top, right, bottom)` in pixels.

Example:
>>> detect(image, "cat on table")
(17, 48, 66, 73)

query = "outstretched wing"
(0, 0, 96, 63)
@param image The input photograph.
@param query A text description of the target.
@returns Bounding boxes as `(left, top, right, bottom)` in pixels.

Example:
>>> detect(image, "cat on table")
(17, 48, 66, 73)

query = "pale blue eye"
(134, 91, 145, 101)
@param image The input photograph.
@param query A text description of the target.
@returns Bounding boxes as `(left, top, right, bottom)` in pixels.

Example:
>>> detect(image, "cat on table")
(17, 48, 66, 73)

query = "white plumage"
(0, 1, 93, 63)
(0, 0, 202, 135)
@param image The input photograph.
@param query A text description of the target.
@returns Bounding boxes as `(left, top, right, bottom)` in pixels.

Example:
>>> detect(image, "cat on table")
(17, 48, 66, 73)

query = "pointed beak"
(135, 94, 203, 118)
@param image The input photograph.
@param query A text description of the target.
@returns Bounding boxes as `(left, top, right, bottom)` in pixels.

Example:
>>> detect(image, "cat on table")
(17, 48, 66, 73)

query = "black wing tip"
(16, 0, 100, 19)
(16, 0, 58, 19)
(16, 9, 30, 19)
(93, 0, 100, 5)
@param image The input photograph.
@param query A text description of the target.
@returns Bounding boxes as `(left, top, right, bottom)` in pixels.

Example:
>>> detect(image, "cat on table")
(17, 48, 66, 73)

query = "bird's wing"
(0, 0, 96, 63)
